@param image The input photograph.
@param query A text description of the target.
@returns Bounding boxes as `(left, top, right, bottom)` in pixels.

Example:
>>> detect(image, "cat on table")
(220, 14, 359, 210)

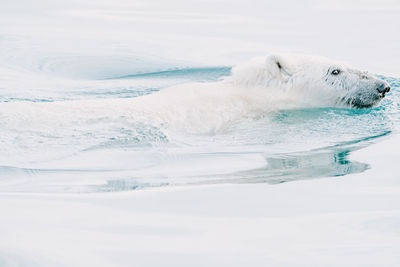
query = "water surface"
(0, 64, 398, 193)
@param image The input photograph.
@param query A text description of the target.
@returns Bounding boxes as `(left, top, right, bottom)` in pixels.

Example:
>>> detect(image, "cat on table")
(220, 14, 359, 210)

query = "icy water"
(0, 65, 399, 193)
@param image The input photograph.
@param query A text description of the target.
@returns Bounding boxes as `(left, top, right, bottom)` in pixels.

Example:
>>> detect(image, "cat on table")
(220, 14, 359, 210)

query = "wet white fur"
(0, 54, 387, 134)
(132, 53, 386, 132)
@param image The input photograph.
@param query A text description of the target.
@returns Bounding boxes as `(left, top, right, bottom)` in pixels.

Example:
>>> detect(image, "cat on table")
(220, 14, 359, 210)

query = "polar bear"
(133, 53, 390, 132)
(0, 53, 390, 135)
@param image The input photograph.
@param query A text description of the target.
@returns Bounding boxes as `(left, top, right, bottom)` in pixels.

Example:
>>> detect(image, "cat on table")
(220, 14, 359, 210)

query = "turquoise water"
(0, 67, 399, 193)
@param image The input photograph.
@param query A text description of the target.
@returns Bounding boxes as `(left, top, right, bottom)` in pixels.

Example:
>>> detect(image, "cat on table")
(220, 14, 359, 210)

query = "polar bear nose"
(376, 83, 390, 97)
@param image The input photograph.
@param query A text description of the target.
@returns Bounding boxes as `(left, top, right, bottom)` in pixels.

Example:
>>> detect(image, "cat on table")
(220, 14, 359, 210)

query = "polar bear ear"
(265, 54, 293, 79)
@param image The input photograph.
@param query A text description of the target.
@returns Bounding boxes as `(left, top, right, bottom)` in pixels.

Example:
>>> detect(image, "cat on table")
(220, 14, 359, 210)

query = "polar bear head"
(231, 54, 390, 109)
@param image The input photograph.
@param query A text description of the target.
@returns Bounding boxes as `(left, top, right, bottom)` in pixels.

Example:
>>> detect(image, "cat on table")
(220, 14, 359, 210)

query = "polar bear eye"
(331, 69, 341, 75)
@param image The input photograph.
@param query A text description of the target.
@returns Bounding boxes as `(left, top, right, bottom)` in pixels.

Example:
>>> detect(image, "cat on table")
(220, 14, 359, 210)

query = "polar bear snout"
(376, 81, 391, 98)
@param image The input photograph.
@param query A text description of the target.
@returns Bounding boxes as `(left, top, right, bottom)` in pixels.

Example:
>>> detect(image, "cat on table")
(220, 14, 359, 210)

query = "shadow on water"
(93, 131, 391, 192)
(1, 132, 382, 193)
(216, 146, 368, 185)
(0, 117, 393, 193)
